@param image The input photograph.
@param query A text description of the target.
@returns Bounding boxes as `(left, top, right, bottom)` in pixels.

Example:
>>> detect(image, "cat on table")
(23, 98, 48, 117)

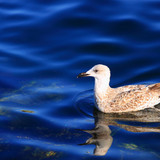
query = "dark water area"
(0, 0, 160, 159)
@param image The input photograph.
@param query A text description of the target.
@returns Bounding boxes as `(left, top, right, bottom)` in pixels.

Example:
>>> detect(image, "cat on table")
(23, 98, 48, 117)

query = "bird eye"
(94, 69, 98, 73)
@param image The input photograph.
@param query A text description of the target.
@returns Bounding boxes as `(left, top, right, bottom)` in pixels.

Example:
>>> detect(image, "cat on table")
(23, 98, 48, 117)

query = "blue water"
(0, 0, 160, 159)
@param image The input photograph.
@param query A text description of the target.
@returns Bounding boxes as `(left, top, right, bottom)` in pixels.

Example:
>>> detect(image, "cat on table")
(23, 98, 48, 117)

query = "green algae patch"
(0, 108, 10, 116)
(31, 147, 58, 159)
(21, 110, 35, 113)
(120, 143, 138, 150)
(46, 151, 56, 157)
(0, 81, 66, 105)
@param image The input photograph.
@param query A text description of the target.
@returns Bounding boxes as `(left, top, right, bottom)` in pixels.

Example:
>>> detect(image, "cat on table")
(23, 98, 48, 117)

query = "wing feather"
(110, 88, 150, 112)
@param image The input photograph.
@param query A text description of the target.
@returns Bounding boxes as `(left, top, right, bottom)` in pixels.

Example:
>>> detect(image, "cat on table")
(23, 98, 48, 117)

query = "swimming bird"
(77, 64, 160, 113)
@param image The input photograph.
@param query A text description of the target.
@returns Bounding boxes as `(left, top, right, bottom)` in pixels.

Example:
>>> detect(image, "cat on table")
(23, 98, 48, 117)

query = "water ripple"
(0, 0, 160, 159)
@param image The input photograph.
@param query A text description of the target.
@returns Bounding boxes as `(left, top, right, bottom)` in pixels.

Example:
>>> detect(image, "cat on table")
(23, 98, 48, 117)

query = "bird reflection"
(78, 105, 160, 156)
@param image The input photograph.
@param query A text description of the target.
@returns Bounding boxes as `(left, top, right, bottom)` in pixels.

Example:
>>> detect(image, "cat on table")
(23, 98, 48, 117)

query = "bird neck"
(94, 77, 110, 98)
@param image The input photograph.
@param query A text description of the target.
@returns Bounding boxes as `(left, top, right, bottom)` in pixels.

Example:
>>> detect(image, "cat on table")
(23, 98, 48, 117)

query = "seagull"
(77, 64, 160, 113)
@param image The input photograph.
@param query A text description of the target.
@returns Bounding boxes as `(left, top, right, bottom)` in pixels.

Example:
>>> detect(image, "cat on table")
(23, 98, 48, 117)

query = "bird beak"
(77, 72, 90, 78)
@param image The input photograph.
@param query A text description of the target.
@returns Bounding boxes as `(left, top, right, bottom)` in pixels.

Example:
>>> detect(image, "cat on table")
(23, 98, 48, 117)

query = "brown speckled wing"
(110, 88, 150, 112)
(116, 85, 146, 93)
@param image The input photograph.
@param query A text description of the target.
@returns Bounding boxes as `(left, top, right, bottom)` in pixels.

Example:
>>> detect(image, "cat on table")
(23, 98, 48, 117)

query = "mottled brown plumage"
(78, 64, 160, 113)
(99, 84, 160, 113)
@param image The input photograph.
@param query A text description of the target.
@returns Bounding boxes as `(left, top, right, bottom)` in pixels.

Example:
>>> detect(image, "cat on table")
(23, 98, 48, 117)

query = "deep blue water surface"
(0, 0, 160, 159)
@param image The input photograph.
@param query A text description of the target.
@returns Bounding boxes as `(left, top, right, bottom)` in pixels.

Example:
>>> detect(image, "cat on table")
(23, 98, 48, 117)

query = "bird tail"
(149, 83, 160, 91)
